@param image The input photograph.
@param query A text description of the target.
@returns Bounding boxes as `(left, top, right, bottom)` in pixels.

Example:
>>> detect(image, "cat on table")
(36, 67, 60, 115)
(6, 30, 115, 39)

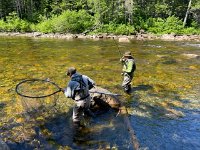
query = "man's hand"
(120, 56, 125, 62)
(60, 88, 65, 93)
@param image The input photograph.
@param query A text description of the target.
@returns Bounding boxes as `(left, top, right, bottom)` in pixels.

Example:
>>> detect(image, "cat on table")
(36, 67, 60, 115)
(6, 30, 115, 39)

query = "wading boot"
(73, 121, 85, 131)
(124, 85, 132, 95)
(84, 109, 96, 118)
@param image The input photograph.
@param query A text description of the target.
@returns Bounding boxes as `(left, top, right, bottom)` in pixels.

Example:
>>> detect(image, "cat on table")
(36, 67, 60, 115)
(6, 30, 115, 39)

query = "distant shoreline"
(0, 32, 200, 42)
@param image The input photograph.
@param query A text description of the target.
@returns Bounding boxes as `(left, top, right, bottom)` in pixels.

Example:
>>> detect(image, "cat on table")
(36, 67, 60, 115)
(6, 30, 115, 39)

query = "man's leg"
(122, 73, 131, 93)
(73, 103, 84, 126)
(84, 96, 95, 117)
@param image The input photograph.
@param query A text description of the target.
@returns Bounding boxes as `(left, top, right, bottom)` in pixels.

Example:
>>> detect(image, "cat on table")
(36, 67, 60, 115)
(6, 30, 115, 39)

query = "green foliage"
(115, 24, 135, 35)
(35, 19, 54, 33)
(35, 10, 94, 33)
(0, 1, 200, 35)
(154, 3, 171, 17)
(182, 27, 200, 35)
(133, 16, 148, 31)
(147, 16, 182, 34)
(0, 20, 7, 31)
(53, 10, 94, 33)
(0, 12, 31, 32)
(93, 23, 135, 35)
(146, 16, 200, 35)
(192, 0, 200, 9)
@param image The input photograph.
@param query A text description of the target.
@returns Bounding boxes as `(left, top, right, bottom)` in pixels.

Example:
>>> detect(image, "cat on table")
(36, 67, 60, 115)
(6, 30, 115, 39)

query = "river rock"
(118, 37, 130, 43)
(182, 53, 200, 59)
(89, 86, 121, 109)
(161, 34, 175, 40)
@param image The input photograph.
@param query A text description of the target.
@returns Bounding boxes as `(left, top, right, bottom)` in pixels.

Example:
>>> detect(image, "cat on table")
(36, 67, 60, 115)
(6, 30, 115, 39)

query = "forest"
(0, 0, 200, 35)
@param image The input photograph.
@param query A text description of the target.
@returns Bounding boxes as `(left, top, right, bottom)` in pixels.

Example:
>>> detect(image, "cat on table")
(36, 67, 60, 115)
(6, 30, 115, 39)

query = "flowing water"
(0, 36, 199, 150)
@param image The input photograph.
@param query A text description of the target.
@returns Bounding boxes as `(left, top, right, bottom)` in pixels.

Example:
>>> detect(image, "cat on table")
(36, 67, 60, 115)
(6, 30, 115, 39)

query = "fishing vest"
(71, 75, 89, 100)
(123, 58, 136, 73)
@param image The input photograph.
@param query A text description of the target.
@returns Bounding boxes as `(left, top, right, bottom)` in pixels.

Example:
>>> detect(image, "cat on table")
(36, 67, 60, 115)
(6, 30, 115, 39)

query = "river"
(0, 36, 199, 150)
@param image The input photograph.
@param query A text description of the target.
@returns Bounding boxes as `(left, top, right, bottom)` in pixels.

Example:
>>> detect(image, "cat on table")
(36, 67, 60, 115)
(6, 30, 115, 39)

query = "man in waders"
(63, 67, 95, 129)
(120, 51, 136, 94)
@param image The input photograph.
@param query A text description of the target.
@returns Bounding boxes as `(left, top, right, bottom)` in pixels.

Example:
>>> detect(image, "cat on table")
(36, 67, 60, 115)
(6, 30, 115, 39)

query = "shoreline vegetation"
(1, 32, 200, 42)
(1, 1, 200, 42)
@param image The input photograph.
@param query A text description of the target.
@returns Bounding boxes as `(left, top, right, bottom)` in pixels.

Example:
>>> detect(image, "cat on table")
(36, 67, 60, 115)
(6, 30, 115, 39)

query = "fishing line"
(114, 39, 122, 58)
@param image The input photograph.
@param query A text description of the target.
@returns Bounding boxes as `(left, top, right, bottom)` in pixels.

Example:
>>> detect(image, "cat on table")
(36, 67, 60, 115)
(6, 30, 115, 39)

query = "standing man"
(63, 67, 95, 128)
(120, 51, 136, 94)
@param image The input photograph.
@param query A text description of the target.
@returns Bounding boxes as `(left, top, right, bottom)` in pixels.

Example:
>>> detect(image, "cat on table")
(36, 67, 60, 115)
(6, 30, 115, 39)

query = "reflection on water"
(0, 37, 200, 149)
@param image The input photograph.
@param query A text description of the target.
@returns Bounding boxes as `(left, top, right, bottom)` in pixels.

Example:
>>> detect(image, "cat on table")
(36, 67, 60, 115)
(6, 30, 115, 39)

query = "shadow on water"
(44, 108, 133, 149)
(2, 104, 134, 150)
(132, 85, 153, 92)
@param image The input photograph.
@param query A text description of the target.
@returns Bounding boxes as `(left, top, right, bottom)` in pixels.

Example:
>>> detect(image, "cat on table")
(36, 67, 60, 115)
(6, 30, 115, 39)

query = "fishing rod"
(114, 39, 123, 58)
(89, 91, 121, 96)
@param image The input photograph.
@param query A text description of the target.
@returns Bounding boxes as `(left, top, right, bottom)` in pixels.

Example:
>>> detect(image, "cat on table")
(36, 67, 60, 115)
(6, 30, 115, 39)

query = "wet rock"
(1, 32, 200, 41)
(33, 32, 42, 37)
(182, 53, 200, 59)
(118, 37, 130, 43)
(161, 34, 175, 40)
(89, 86, 121, 109)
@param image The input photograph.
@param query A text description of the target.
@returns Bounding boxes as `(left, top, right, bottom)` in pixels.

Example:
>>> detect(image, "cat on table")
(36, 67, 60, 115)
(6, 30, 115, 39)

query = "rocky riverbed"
(0, 32, 200, 42)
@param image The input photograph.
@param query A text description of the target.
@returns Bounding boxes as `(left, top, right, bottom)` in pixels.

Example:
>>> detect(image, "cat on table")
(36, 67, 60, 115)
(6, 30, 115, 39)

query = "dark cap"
(66, 67, 76, 76)
(123, 51, 132, 57)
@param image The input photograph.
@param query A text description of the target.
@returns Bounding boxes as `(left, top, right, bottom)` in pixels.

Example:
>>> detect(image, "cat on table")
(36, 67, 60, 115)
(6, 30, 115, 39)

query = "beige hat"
(66, 67, 76, 76)
(123, 51, 132, 57)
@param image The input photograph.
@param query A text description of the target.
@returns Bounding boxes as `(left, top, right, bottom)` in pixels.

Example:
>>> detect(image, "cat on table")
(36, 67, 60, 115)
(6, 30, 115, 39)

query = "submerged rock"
(182, 53, 200, 59)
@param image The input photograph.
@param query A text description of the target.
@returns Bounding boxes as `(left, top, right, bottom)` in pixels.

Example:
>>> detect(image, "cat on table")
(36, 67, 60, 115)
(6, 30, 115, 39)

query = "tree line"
(0, 0, 200, 35)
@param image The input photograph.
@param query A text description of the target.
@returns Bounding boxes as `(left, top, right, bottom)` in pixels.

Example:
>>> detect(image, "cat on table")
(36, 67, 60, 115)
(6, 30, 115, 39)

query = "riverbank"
(0, 32, 200, 42)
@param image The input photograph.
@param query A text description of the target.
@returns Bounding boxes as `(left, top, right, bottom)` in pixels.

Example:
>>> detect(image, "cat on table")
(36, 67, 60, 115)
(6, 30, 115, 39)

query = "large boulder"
(89, 86, 121, 109)
(118, 37, 130, 43)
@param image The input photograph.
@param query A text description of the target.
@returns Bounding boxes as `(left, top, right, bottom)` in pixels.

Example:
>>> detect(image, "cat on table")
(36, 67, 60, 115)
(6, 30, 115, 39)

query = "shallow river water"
(0, 36, 199, 150)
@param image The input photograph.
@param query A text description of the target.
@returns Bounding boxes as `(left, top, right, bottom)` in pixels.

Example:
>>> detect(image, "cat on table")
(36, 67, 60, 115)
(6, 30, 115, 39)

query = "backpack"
(71, 75, 94, 94)
(72, 75, 86, 90)
(71, 75, 87, 100)
(75, 75, 94, 90)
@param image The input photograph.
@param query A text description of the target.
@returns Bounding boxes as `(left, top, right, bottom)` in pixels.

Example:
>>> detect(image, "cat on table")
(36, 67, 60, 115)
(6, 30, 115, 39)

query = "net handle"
(15, 79, 62, 98)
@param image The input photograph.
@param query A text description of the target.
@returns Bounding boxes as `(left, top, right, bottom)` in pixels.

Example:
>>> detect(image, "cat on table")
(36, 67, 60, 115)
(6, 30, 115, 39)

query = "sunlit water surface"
(0, 36, 199, 150)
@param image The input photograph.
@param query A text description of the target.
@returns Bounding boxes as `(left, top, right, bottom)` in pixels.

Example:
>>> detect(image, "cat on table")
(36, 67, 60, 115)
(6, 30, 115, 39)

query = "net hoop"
(15, 79, 62, 98)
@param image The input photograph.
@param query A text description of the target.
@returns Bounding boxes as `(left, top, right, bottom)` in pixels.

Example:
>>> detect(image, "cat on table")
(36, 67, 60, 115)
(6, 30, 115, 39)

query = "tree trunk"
(183, 0, 192, 27)
(125, 0, 133, 24)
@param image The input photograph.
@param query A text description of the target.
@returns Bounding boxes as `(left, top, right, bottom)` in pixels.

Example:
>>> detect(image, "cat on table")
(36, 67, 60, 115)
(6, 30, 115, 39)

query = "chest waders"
(122, 59, 135, 94)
